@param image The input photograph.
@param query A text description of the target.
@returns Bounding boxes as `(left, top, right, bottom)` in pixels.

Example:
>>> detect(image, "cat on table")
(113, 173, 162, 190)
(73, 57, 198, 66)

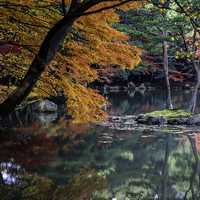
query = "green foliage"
(114, 2, 194, 72)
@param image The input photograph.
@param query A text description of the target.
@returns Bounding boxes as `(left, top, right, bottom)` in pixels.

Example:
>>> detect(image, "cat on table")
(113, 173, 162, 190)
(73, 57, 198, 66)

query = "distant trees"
(116, 0, 200, 112)
(115, 3, 176, 109)
(0, 0, 141, 122)
(168, 0, 200, 112)
(152, 0, 200, 113)
(176, 30, 200, 113)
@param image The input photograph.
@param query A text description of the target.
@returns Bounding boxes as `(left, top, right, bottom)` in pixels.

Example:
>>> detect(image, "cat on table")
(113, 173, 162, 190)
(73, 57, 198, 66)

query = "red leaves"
(0, 41, 21, 55)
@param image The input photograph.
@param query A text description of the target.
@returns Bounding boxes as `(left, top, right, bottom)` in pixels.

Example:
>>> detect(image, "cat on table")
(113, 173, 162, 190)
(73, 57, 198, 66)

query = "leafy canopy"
(0, 0, 142, 122)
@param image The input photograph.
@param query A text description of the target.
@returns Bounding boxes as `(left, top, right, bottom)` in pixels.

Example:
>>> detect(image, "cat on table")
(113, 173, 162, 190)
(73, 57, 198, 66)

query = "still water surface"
(0, 87, 200, 200)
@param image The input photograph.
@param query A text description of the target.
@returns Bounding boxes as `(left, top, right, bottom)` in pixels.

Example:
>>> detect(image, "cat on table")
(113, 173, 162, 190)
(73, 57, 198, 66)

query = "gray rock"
(187, 114, 200, 125)
(32, 99, 58, 112)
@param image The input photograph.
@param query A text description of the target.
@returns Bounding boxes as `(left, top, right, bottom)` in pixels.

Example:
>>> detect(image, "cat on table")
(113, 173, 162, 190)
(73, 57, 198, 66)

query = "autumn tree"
(0, 0, 142, 122)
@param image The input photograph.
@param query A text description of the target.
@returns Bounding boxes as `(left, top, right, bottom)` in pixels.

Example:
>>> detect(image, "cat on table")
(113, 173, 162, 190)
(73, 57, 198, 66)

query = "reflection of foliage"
(0, 174, 56, 200)
(0, 169, 106, 200)
(100, 134, 196, 200)
(54, 169, 106, 200)
(119, 151, 134, 161)
(0, 126, 57, 168)
(1, 124, 200, 199)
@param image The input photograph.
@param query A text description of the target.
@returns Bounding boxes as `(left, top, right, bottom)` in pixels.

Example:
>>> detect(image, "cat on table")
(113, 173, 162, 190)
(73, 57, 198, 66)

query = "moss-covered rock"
(136, 109, 193, 125)
(144, 109, 192, 119)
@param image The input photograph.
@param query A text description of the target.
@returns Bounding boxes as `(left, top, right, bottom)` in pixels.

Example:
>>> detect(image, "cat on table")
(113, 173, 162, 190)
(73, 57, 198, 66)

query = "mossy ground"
(145, 109, 192, 119)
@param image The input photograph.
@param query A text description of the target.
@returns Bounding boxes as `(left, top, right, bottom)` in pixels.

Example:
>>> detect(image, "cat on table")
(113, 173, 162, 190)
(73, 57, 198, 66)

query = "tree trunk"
(161, 137, 169, 200)
(0, 14, 77, 115)
(163, 32, 173, 109)
(189, 61, 200, 113)
(184, 135, 200, 199)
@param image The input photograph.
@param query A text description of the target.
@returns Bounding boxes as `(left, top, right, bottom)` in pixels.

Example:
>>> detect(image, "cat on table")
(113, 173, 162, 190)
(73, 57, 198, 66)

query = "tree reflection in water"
(1, 121, 200, 199)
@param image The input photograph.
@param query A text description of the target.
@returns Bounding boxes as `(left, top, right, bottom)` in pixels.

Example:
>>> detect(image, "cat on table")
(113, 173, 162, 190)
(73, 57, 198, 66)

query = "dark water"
(1, 87, 200, 200)
(106, 86, 200, 115)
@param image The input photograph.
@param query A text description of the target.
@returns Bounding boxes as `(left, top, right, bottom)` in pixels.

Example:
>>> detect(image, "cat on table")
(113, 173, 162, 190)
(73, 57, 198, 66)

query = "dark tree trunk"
(189, 61, 200, 113)
(0, 14, 77, 115)
(163, 32, 173, 109)
(184, 135, 200, 199)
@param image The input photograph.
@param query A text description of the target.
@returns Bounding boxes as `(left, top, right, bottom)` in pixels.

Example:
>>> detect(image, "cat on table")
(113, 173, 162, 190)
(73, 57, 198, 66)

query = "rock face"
(104, 114, 200, 127)
(32, 99, 58, 113)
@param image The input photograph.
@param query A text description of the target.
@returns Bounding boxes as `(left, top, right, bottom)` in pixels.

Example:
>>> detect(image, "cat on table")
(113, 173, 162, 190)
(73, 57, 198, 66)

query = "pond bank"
(105, 110, 200, 127)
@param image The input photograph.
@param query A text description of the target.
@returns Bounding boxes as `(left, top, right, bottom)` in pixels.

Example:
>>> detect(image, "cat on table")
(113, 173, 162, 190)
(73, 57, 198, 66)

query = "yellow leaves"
(117, 1, 144, 11)
(1, 0, 141, 123)
(88, 1, 142, 14)
(61, 78, 107, 123)
(0, 49, 32, 81)
(73, 1, 141, 72)
(94, 42, 141, 69)
(32, 66, 107, 123)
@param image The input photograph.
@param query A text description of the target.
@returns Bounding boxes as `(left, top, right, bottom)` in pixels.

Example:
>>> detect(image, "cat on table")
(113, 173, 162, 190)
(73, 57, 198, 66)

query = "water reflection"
(106, 86, 200, 115)
(0, 122, 200, 199)
(1, 86, 200, 199)
(0, 162, 21, 185)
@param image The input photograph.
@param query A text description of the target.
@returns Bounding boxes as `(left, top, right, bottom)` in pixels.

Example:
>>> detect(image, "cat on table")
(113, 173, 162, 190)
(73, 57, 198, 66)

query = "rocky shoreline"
(107, 113, 200, 126)
(136, 114, 200, 125)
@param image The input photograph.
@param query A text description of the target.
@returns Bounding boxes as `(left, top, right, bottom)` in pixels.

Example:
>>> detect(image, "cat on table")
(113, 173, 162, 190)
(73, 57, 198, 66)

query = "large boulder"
(32, 99, 58, 113)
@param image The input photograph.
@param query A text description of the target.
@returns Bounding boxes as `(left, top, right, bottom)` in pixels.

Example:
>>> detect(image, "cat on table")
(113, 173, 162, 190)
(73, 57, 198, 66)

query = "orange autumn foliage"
(0, 1, 141, 123)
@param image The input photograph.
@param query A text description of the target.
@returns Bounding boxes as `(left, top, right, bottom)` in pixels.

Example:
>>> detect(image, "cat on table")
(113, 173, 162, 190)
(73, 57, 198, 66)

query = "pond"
(0, 86, 200, 200)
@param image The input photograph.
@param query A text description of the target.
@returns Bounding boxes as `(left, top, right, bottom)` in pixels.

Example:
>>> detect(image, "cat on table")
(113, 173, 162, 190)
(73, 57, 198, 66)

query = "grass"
(145, 109, 192, 119)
